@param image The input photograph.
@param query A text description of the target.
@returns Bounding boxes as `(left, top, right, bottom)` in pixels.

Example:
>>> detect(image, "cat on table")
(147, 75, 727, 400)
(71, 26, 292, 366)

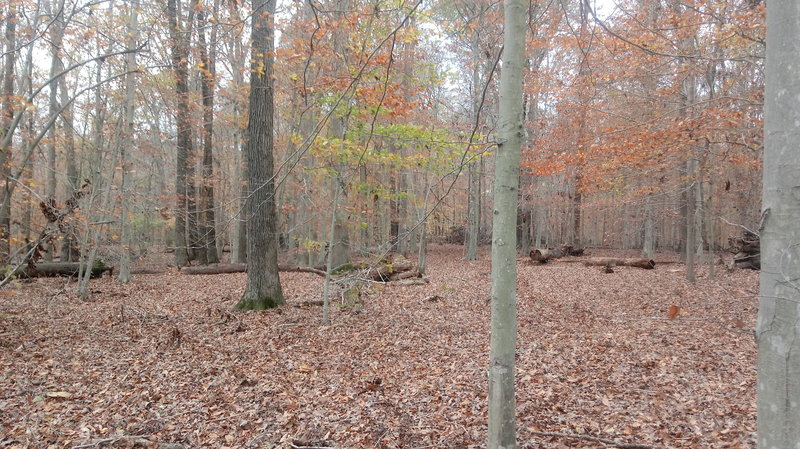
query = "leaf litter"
(0, 245, 757, 448)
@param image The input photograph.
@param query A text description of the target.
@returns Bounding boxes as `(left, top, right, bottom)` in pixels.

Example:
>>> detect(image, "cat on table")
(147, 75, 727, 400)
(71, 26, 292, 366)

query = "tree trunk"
(642, 195, 654, 258)
(229, 13, 247, 265)
(488, 1, 525, 447)
(166, 0, 196, 267)
(0, 0, 17, 263)
(117, 0, 139, 282)
(757, 3, 800, 445)
(197, 2, 219, 264)
(77, 55, 110, 301)
(58, 76, 79, 262)
(44, 0, 66, 262)
(466, 161, 479, 260)
(235, 0, 284, 310)
(322, 180, 340, 324)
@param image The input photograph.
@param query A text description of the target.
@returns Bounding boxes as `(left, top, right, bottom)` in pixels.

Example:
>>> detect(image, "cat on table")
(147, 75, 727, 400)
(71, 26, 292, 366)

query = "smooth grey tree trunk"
(757, 2, 800, 446)
(465, 11, 483, 261)
(322, 179, 340, 325)
(58, 76, 79, 262)
(235, 0, 284, 310)
(487, 1, 526, 448)
(642, 195, 654, 258)
(466, 161, 479, 260)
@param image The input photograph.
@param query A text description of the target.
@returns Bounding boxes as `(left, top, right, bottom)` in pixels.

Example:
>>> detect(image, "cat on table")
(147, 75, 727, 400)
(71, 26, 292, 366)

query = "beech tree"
(487, 0, 526, 447)
(235, 0, 284, 310)
(757, 0, 800, 446)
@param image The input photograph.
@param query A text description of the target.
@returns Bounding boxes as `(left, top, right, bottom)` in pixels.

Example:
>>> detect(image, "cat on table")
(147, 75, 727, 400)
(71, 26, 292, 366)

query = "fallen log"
(729, 231, 760, 270)
(181, 263, 327, 277)
(392, 278, 429, 286)
(583, 257, 656, 269)
(733, 253, 760, 270)
(181, 263, 246, 275)
(131, 267, 169, 275)
(14, 261, 113, 279)
(530, 248, 564, 263)
(366, 258, 413, 281)
(279, 265, 328, 277)
(561, 245, 585, 257)
(388, 270, 421, 281)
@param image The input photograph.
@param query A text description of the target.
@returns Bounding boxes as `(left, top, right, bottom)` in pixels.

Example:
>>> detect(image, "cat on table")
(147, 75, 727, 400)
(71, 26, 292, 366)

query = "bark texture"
(197, 3, 219, 264)
(757, 2, 800, 447)
(15, 261, 112, 279)
(488, 1, 526, 448)
(117, 0, 139, 282)
(235, 0, 284, 310)
(0, 0, 17, 263)
(166, 0, 196, 267)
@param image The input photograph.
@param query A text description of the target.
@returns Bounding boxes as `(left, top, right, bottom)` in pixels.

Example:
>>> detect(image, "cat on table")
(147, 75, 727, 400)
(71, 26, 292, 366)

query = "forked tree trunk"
(488, 1, 525, 447)
(757, 3, 800, 446)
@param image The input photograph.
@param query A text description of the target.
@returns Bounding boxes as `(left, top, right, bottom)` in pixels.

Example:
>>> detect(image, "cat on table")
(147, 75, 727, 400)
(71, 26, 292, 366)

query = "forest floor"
(1, 244, 758, 449)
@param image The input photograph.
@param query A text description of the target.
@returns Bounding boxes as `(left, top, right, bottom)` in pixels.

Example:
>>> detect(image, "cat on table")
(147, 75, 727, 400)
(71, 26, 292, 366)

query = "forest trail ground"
(1, 245, 758, 448)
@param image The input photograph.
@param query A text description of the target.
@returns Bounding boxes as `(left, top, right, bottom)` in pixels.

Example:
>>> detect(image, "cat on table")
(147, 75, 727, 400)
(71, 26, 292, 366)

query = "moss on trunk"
(235, 293, 284, 310)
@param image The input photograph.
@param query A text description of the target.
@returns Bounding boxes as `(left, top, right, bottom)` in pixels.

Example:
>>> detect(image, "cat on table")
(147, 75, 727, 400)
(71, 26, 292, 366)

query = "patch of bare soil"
(0, 245, 757, 448)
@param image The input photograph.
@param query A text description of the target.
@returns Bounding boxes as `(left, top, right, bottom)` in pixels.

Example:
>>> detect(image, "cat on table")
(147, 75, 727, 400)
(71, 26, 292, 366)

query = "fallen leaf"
(668, 305, 680, 319)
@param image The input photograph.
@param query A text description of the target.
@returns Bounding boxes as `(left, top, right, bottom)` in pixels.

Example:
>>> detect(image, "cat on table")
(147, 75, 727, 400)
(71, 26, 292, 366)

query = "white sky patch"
(592, 0, 618, 20)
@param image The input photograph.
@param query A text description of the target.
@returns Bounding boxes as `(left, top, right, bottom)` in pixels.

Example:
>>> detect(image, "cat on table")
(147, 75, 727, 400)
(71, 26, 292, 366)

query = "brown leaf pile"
(0, 245, 758, 448)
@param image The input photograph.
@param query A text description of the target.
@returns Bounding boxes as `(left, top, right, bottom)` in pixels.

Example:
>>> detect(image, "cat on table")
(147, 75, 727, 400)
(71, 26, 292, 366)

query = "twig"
(71, 435, 150, 449)
(289, 444, 337, 449)
(718, 216, 759, 237)
(206, 412, 243, 424)
(529, 431, 668, 449)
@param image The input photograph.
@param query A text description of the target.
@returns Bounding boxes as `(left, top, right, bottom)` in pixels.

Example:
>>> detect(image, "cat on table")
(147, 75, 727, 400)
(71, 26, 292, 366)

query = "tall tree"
(167, 0, 198, 267)
(117, 0, 140, 282)
(43, 0, 66, 262)
(757, 0, 800, 446)
(487, 0, 525, 448)
(235, 0, 284, 310)
(197, 0, 219, 264)
(0, 0, 17, 263)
